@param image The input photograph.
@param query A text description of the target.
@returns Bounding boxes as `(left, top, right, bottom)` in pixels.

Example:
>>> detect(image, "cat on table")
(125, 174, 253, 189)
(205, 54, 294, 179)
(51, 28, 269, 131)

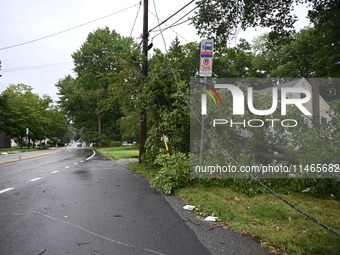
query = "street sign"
(26, 128, 29, 135)
(199, 40, 214, 77)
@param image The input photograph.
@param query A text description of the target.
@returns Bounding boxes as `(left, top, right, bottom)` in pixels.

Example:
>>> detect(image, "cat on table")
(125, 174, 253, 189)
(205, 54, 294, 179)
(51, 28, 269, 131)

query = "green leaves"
(1, 84, 68, 145)
(193, 0, 298, 44)
(58, 28, 137, 144)
(151, 152, 193, 194)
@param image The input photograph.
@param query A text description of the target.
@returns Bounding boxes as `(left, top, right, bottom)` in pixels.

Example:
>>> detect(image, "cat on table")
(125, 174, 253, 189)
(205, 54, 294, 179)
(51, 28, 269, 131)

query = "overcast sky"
(0, 0, 310, 102)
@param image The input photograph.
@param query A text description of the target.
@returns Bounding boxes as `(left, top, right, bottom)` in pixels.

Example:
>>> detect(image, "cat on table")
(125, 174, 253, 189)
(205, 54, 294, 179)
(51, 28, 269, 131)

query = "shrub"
(110, 141, 122, 147)
(150, 151, 193, 194)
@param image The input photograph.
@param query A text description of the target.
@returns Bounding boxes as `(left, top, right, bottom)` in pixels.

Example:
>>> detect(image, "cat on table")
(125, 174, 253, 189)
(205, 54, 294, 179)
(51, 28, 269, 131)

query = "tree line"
(0, 84, 72, 148)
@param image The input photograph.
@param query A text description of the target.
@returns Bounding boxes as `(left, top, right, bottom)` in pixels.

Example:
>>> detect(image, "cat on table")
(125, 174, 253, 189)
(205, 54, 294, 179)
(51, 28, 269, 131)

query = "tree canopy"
(0, 84, 69, 147)
(57, 27, 136, 145)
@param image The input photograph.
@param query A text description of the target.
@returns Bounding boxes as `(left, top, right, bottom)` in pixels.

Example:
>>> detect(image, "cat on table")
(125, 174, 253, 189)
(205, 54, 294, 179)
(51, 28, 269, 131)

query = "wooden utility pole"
(139, 0, 148, 163)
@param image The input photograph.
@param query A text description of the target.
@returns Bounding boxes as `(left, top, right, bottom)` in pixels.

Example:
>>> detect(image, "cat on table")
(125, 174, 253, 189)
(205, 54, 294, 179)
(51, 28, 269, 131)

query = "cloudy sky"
(0, 0, 310, 101)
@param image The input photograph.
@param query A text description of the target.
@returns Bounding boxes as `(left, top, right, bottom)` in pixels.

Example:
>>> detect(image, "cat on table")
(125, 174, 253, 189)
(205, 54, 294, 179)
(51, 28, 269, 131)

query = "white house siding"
(287, 78, 332, 122)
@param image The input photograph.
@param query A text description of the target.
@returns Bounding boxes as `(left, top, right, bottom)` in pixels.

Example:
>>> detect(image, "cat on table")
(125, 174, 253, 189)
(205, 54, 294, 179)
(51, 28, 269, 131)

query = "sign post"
(26, 128, 29, 149)
(199, 40, 214, 184)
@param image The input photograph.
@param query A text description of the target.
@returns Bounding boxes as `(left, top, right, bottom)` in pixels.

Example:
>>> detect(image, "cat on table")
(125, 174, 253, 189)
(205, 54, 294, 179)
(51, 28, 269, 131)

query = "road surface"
(0, 147, 212, 255)
(0, 147, 267, 255)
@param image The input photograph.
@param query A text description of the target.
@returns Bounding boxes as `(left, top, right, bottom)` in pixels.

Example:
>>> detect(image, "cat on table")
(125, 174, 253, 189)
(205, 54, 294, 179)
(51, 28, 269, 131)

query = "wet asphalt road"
(0, 148, 210, 255)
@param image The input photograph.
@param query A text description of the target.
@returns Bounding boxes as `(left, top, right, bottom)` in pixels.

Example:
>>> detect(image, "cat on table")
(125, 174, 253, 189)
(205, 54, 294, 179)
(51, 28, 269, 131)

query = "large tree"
(58, 28, 135, 145)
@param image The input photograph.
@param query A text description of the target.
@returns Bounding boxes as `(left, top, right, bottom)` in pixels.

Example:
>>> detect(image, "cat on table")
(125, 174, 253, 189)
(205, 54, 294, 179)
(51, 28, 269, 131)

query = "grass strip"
(96, 145, 138, 151)
(127, 162, 340, 255)
(176, 185, 340, 255)
(96, 147, 139, 160)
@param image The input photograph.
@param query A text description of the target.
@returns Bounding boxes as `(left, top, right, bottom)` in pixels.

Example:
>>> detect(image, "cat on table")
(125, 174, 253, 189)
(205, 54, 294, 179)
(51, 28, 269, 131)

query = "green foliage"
(0, 84, 69, 147)
(110, 141, 122, 147)
(99, 139, 120, 148)
(150, 152, 193, 194)
(57, 28, 135, 144)
(117, 111, 139, 142)
(214, 39, 254, 78)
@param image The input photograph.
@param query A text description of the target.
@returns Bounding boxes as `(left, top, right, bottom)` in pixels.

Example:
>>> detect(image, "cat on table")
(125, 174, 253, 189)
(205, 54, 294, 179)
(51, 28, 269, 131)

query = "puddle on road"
(72, 169, 92, 180)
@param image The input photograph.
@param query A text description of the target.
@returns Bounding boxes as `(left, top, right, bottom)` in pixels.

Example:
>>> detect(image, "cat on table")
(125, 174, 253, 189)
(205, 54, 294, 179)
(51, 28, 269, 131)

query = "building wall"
(287, 78, 332, 122)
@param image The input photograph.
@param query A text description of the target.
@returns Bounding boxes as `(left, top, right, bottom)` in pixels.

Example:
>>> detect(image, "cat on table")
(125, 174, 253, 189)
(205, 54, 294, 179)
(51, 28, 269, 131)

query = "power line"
(148, 9, 189, 43)
(148, 0, 195, 33)
(152, 16, 193, 33)
(150, 0, 225, 42)
(152, 0, 168, 51)
(151, 5, 198, 41)
(2, 61, 73, 72)
(0, 2, 140, 51)
(130, 1, 142, 37)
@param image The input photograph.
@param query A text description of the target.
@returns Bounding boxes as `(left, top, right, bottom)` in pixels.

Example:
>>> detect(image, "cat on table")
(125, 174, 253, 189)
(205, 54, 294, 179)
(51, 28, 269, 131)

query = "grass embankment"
(127, 161, 340, 255)
(0, 146, 40, 153)
(96, 145, 139, 160)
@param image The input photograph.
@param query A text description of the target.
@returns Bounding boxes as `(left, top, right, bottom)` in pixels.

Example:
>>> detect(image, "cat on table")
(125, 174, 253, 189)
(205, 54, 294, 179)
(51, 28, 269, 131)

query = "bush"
(100, 138, 112, 147)
(110, 141, 122, 147)
(99, 139, 121, 148)
(150, 151, 193, 194)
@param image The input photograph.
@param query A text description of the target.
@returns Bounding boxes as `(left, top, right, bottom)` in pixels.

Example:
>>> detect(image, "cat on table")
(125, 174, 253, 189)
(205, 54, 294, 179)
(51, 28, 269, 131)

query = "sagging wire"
(0, 2, 141, 51)
(130, 1, 142, 37)
(148, 0, 195, 33)
(151, 5, 199, 42)
(148, 9, 189, 43)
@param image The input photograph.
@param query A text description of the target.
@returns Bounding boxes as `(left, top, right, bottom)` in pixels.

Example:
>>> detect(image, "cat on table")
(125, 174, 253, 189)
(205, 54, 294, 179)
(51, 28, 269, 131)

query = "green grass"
(96, 147, 139, 160)
(175, 185, 340, 255)
(97, 145, 138, 151)
(0, 146, 41, 153)
(126, 163, 340, 254)
(127, 161, 159, 179)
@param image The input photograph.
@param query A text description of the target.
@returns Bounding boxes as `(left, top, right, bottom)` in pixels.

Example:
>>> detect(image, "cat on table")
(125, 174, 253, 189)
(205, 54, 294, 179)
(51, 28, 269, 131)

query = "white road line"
(74, 163, 78, 165)
(30, 177, 42, 182)
(86, 149, 96, 161)
(51, 170, 59, 174)
(80, 160, 84, 163)
(65, 166, 70, 169)
(0, 188, 14, 194)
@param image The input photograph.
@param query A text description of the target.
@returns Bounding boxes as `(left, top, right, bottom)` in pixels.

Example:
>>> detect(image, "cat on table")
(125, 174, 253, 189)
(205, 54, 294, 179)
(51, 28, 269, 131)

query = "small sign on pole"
(26, 128, 29, 135)
(199, 39, 214, 77)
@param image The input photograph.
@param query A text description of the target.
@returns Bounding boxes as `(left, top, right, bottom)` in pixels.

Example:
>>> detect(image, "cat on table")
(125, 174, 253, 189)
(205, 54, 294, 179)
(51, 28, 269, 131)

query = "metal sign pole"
(198, 39, 213, 184)
(198, 76, 207, 184)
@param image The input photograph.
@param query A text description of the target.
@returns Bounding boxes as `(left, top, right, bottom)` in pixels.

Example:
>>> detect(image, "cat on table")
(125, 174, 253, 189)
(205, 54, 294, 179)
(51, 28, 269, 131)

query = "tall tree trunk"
(98, 114, 101, 147)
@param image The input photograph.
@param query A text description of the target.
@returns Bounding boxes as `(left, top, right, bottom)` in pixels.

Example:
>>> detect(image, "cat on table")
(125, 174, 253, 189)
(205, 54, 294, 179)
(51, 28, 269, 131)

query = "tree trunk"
(98, 114, 101, 147)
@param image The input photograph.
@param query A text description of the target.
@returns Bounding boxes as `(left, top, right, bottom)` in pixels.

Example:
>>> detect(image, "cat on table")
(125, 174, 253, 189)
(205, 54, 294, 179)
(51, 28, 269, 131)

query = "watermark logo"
(197, 83, 222, 115)
(201, 84, 312, 117)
